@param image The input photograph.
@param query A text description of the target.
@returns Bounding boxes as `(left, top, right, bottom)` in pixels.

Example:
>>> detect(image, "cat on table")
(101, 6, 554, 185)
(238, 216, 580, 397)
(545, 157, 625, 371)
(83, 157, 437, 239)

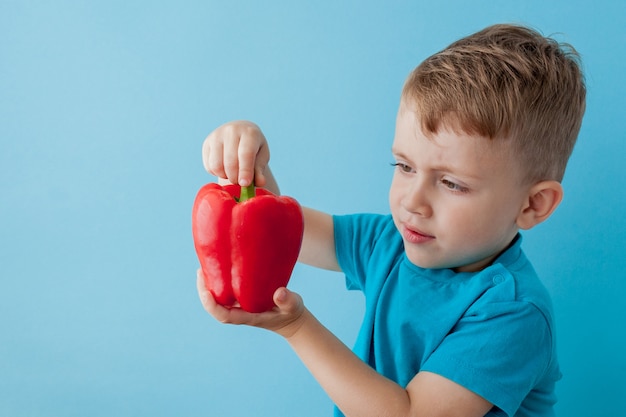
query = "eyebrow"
(391, 147, 484, 181)
(391, 147, 407, 159)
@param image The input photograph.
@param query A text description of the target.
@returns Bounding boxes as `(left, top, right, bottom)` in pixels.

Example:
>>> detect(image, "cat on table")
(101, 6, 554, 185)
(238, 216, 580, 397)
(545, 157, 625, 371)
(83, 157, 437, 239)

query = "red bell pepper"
(192, 183, 304, 313)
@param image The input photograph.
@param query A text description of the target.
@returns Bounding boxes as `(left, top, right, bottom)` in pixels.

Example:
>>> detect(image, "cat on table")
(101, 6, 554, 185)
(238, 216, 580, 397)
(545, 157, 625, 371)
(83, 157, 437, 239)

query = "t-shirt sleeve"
(422, 298, 554, 416)
(333, 214, 400, 292)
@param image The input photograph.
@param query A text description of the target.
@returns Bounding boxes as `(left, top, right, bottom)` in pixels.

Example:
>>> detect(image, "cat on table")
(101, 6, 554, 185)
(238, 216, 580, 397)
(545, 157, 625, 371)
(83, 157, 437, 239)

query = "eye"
(441, 179, 469, 193)
(391, 162, 413, 173)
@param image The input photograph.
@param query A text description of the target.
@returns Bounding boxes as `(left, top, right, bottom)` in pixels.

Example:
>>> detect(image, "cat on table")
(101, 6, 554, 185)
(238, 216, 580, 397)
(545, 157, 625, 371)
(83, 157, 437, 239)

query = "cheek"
(440, 202, 492, 233)
(388, 177, 401, 209)
(452, 204, 513, 241)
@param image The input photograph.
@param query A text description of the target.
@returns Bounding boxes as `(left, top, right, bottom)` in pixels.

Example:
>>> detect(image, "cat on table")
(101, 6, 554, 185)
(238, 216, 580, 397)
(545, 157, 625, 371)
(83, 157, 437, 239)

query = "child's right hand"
(202, 121, 271, 188)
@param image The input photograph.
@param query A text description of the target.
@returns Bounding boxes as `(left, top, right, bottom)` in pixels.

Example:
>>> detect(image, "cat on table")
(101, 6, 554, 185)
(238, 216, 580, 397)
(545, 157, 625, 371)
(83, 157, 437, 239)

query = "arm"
(299, 207, 340, 271)
(285, 309, 493, 417)
(199, 123, 491, 416)
(197, 272, 493, 417)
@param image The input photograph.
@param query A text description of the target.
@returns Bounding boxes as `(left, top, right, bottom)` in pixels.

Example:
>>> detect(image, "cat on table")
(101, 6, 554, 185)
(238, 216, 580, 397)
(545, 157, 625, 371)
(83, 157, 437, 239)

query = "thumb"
(273, 287, 302, 313)
(252, 141, 270, 187)
(253, 164, 267, 187)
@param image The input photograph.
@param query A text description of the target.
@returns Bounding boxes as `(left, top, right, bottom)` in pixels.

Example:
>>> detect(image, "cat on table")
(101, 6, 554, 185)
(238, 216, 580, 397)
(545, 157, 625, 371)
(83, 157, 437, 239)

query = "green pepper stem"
(239, 183, 255, 202)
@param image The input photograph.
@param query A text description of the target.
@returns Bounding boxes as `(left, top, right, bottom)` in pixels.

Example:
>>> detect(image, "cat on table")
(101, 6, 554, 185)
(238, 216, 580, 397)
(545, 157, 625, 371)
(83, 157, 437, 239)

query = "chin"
(405, 253, 447, 270)
(405, 251, 476, 271)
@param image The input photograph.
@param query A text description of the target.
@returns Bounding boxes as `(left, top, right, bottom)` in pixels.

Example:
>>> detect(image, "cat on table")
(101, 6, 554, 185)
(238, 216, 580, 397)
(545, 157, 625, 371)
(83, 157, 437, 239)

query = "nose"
(402, 177, 433, 217)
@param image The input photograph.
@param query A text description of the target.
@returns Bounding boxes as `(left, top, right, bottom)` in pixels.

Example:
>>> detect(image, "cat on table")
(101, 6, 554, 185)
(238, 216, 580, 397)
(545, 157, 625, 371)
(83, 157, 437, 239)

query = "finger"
(237, 145, 256, 187)
(203, 135, 227, 179)
(196, 269, 238, 323)
(252, 143, 270, 187)
(196, 269, 213, 312)
(237, 136, 267, 187)
(222, 135, 241, 185)
(201, 135, 212, 173)
(197, 269, 264, 325)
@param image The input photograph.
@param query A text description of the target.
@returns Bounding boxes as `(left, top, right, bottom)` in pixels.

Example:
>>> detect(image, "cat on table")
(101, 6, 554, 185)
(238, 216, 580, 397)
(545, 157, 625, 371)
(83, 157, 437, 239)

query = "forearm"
(197, 272, 491, 417)
(283, 309, 411, 417)
(298, 207, 341, 271)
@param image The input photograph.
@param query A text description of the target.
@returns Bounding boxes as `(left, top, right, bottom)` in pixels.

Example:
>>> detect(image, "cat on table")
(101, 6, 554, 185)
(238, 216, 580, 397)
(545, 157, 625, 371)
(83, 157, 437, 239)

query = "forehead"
(393, 103, 520, 179)
(394, 102, 494, 152)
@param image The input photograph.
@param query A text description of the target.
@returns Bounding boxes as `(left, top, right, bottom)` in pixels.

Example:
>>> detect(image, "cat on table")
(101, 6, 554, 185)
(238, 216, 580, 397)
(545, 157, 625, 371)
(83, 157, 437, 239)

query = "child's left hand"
(196, 269, 307, 338)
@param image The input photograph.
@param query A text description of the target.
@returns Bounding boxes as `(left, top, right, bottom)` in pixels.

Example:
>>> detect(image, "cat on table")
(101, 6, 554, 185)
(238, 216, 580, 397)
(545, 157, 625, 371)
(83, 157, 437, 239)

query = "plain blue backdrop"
(1, 1, 624, 416)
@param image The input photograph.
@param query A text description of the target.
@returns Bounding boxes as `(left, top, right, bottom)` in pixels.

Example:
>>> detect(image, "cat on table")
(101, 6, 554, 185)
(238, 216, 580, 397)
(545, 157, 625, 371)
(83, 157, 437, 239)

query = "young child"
(197, 24, 586, 417)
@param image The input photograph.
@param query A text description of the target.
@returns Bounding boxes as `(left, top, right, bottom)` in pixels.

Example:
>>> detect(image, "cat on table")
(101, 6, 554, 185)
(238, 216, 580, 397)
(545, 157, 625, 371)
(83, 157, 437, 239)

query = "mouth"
(402, 223, 435, 244)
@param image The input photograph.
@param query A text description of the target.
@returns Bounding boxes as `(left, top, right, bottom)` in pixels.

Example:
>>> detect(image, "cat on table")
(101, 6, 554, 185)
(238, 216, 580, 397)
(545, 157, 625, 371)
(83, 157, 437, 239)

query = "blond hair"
(402, 24, 586, 183)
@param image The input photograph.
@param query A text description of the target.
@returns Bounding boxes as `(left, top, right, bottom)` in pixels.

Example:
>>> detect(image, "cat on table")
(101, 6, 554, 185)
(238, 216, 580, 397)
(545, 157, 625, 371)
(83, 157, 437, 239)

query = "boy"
(197, 24, 586, 416)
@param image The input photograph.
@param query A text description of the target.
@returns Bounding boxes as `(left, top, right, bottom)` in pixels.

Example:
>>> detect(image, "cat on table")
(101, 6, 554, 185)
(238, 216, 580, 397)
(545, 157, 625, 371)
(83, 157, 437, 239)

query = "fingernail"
(239, 178, 250, 187)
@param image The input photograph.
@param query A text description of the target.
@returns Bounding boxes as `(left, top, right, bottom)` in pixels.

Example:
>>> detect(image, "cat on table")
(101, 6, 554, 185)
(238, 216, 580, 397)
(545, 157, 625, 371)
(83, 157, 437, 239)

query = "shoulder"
(486, 234, 556, 318)
(426, 262, 559, 414)
(333, 213, 401, 254)
(504, 247, 554, 318)
(333, 213, 397, 237)
(333, 214, 404, 291)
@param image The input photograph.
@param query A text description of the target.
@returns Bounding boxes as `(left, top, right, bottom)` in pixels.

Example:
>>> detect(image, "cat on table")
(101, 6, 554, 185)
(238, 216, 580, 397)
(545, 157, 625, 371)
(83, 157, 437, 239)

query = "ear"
(516, 180, 564, 230)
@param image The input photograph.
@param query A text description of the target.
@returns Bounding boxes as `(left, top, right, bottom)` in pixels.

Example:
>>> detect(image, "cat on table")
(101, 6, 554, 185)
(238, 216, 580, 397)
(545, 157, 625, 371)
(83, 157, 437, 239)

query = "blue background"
(1, 1, 624, 416)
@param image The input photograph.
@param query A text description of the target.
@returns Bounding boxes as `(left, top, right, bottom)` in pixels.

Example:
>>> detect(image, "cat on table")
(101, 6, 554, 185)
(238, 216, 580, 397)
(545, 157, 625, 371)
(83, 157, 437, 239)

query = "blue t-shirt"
(333, 213, 560, 417)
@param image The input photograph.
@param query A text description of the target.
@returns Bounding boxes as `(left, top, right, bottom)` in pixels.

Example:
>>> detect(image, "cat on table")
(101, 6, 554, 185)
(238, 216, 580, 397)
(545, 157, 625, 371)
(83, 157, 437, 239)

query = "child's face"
(389, 101, 531, 272)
